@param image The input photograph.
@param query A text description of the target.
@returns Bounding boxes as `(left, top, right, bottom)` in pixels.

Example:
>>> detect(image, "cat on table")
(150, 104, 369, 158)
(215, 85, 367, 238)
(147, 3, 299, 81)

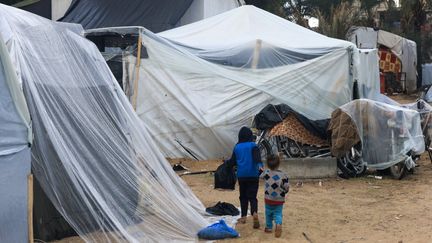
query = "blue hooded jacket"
(226, 127, 263, 178)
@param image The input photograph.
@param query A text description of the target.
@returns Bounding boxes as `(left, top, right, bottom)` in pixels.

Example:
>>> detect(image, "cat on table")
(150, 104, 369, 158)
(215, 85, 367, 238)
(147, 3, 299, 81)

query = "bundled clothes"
(226, 127, 263, 217)
(260, 169, 289, 229)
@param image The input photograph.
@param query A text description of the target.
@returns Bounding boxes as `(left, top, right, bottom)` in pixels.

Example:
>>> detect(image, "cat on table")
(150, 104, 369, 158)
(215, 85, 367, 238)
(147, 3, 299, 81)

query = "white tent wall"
(85, 6, 382, 160)
(347, 27, 418, 93)
(1, 4, 211, 242)
(177, 0, 244, 26)
(0, 35, 32, 243)
(134, 31, 354, 159)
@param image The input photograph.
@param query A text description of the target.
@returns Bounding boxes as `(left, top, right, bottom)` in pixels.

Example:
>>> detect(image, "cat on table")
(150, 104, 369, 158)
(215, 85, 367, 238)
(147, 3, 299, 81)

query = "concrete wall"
(278, 157, 337, 179)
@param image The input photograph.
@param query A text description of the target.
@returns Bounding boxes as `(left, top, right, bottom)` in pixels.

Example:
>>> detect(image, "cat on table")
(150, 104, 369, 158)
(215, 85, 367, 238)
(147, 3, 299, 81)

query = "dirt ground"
(56, 94, 432, 242)
(181, 155, 432, 243)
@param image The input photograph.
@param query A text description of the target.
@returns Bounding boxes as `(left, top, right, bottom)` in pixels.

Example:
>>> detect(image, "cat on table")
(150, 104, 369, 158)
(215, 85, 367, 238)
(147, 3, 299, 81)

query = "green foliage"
(314, 2, 365, 39)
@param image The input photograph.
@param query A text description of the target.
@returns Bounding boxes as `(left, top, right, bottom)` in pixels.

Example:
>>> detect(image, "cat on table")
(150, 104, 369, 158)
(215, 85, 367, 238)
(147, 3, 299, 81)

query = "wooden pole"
(251, 39, 262, 69)
(27, 174, 34, 243)
(131, 35, 143, 110)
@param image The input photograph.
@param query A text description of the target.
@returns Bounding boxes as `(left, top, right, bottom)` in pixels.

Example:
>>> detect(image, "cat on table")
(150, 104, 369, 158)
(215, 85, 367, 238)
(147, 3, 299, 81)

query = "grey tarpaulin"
(60, 0, 194, 32)
(0, 33, 32, 242)
(0, 149, 31, 243)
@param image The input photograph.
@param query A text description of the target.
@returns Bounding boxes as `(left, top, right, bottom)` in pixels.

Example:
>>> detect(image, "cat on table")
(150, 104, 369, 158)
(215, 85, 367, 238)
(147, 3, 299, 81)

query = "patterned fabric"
(260, 169, 289, 205)
(269, 114, 329, 147)
(379, 48, 402, 73)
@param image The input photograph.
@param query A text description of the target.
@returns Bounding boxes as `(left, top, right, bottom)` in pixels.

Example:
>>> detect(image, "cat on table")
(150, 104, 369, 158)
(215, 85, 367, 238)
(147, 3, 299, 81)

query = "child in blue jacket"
(226, 127, 263, 228)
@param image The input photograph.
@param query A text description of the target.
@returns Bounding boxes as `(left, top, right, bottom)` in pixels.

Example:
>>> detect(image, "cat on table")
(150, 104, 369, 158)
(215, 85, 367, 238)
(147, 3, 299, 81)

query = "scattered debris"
(302, 232, 313, 243)
(296, 181, 304, 187)
(172, 163, 189, 171)
(179, 170, 215, 176)
(318, 181, 322, 187)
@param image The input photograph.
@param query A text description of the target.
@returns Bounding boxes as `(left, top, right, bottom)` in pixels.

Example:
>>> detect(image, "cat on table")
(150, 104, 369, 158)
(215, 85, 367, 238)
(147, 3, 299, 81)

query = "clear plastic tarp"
(85, 6, 381, 159)
(1, 4, 210, 242)
(338, 99, 424, 170)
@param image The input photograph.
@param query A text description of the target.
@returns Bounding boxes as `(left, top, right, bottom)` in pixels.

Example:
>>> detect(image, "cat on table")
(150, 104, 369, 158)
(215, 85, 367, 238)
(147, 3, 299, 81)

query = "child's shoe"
(275, 224, 282, 238)
(238, 217, 246, 224)
(253, 213, 260, 229)
(264, 228, 272, 233)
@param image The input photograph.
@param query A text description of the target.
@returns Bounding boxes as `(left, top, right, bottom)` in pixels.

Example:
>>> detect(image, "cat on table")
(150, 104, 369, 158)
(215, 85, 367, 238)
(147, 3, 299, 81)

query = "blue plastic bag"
(197, 220, 239, 240)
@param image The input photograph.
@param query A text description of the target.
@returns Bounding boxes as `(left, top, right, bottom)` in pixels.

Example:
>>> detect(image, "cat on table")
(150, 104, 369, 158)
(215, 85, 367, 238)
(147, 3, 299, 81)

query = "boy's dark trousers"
(238, 178, 259, 217)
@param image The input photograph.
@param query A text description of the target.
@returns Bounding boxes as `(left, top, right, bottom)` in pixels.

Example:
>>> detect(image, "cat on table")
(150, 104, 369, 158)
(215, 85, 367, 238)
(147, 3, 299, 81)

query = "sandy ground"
(182, 155, 432, 243)
(55, 94, 432, 242)
(55, 156, 432, 243)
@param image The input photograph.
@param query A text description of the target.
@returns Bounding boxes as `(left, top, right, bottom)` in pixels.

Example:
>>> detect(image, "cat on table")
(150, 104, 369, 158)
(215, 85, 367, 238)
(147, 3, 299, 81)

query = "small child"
(260, 154, 289, 238)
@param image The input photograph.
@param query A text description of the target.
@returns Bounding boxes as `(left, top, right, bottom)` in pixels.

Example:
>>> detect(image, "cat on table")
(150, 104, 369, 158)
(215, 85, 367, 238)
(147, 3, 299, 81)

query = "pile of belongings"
(329, 99, 424, 170)
(254, 104, 330, 146)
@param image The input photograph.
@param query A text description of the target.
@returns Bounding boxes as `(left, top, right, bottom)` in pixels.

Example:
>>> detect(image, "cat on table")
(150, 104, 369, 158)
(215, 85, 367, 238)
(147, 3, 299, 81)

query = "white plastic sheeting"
(1, 4, 209, 242)
(159, 6, 352, 67)
(347, 27, 418, 92)
(340, 99, 424, 170)
(85, 6, 381, 160)
(0, 33, 32, 243)
(353, 49, 380, 100)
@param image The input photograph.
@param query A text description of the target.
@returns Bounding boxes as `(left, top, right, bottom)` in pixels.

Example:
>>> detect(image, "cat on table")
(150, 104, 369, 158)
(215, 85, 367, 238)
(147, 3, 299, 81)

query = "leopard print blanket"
(269, 114, 329, 147)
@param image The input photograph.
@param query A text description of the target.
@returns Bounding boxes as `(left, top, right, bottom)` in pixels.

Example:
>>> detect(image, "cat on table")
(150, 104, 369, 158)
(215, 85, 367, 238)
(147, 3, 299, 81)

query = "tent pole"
(251, 39, 262, 69)
(132, 35, 143, 110)
(28, 174, 34, 243)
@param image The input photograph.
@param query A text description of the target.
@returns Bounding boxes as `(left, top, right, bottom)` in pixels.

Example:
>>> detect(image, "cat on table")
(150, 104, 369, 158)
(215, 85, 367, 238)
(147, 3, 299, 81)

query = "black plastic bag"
(206, 202, 240, 216)
(214, 162, 236, 190)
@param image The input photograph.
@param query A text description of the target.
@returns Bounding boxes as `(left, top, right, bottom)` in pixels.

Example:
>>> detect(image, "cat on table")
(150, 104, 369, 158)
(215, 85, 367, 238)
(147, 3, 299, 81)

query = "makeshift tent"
(332, 99, 424, 170)
(0, 4, 210, 242)
(347, 27, 418, 93)
(85, 6, 380, 160)
(0, 33, 32, 243)
(60, 0, 243, 32)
